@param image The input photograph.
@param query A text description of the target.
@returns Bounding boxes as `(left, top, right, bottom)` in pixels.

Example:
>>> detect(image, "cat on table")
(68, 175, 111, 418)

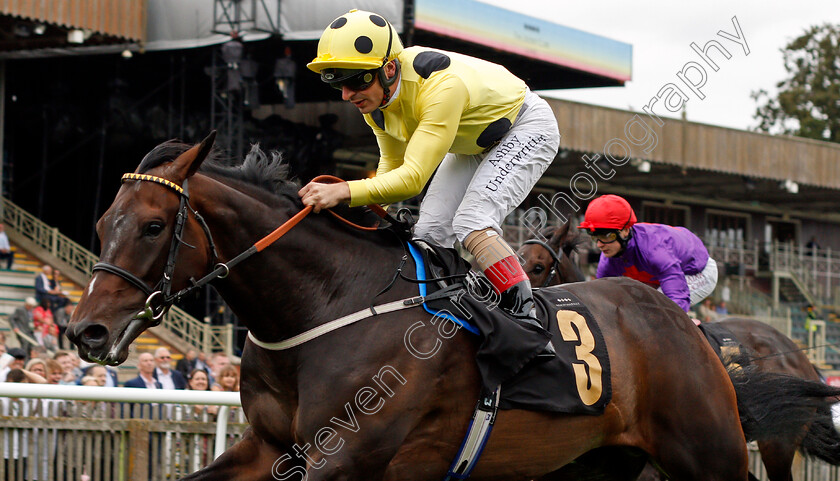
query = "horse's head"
(67, 132, 217, 365)
(517, 221, 587, 287)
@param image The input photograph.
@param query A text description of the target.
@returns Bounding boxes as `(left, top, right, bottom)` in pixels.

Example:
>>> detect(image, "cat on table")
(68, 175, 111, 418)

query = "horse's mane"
(137, 140, 299, 202)
(137, 140, 390, 236)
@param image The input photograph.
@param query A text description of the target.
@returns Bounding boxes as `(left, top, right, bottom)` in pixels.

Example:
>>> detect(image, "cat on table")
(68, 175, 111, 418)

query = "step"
(5, 234, 193, 365)
(0, 270, 40, 284)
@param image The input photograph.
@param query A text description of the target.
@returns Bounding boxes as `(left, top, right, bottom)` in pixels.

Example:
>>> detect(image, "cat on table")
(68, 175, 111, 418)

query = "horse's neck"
(193, 179, 407, 343)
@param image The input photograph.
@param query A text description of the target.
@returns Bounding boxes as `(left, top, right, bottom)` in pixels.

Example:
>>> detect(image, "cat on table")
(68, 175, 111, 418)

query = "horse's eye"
(533, 265, 544, 274)
(144, 223, 164, 237)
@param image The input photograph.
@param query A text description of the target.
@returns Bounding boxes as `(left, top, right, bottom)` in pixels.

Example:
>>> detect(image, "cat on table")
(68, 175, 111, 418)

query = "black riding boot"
(500, 279, 556, 361)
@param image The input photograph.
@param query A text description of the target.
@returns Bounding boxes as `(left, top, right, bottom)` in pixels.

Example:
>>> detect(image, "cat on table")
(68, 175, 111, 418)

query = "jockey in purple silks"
(579, 194, 718, 313)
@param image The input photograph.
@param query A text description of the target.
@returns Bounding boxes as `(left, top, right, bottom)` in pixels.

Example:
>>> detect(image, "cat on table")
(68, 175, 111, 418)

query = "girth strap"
(444, 387, 501, 481)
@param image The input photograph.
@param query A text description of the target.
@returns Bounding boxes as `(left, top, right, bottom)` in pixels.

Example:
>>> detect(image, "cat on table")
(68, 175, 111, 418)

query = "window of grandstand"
(641, 201, 690, 227)
(705, 210, 750, 248)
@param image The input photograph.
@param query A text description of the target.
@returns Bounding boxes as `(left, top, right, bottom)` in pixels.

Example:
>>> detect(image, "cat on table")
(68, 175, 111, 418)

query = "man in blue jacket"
(123, 352, 162, 389)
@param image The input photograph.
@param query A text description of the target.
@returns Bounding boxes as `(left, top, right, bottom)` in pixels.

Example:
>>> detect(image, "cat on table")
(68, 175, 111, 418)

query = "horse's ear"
(548, 221, 570, 252)
(173, 131, 217, 180)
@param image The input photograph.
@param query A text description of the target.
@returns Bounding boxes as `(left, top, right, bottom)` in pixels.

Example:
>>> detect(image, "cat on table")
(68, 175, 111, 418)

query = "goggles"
(587, 230, 620, 244)
(321, 69, 377, 91)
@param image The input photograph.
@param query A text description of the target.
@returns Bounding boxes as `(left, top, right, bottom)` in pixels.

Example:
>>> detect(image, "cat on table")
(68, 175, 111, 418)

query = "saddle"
(697, 322, 749, 369)
(408, 240, 612, 414)
(697, 322, 750, 369)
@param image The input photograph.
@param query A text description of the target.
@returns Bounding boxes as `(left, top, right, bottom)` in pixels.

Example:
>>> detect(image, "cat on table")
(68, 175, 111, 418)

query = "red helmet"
(578, 195, 637, 231)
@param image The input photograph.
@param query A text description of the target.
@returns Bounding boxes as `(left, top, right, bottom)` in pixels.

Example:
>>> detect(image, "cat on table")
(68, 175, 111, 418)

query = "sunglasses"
(588, 231, 620, 243)
(323, 69, 377, 92)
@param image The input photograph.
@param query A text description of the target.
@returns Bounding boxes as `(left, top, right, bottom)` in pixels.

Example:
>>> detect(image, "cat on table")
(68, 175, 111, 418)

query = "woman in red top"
(32, 299, 59, 350)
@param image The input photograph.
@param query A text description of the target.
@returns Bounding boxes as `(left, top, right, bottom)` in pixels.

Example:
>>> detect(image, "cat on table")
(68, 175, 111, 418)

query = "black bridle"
(91, 173, 220, 325)
(522, 239, 563, 288)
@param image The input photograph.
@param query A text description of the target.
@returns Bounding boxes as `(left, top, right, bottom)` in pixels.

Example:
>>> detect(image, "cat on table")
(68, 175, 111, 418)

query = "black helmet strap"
(378, 20, 399, 106)
(378, 59, 400, 106)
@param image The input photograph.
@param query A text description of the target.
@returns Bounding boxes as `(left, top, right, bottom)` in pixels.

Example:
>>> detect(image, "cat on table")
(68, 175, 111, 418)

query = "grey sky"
(478, 0, 838, 131)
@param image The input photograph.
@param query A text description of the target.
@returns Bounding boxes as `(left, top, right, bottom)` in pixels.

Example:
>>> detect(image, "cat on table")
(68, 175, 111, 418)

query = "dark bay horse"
(518, 224, 840, 481)
(68, 134, 822, 480)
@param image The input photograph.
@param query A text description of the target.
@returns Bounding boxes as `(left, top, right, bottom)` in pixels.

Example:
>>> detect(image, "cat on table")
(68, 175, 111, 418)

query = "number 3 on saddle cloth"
(411, 242, 612, 414)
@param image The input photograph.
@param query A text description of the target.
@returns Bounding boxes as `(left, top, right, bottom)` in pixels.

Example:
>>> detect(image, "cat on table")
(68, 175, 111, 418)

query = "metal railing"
(0, 383, 244, 481)
(1, 197, 233, 355)
(693, 239, 840, 307)
(0, 384, 836, 481)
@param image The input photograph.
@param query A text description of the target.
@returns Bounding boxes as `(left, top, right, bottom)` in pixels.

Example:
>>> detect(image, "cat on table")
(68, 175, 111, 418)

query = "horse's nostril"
(80, 324, 110, 349)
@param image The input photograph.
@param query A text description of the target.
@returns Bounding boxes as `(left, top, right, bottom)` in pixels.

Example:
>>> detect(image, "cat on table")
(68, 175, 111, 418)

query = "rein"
(522, 239, 563, 288)
(92, 173, 396, 325)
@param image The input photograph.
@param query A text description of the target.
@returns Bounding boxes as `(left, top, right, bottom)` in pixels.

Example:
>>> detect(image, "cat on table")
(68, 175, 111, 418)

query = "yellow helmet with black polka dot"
(307, 9, 403, 75)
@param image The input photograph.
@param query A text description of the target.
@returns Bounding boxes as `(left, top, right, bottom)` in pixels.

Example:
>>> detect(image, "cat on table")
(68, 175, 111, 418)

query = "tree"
(752, 23, 840, 142)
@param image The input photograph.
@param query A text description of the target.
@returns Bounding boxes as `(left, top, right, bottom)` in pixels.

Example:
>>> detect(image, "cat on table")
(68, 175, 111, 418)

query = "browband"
(122, 173, 185, 195)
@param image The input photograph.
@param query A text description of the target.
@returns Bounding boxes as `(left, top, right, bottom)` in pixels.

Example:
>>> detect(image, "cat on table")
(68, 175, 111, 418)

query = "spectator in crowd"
(212, 365, 240, 392)
(29, 345, 48, 360)
(185, 368, 218, 418)
(194, 351, 212, 382)
(715, 301, 729, 316)
(806, 236, 820, 255)
(32, 299, 59, 351)
(175, 349, 197, 378)
(6, 367, 46, 384)
(79, 364, 118, 387)
(53, 350, 81, 385)
(8, 297, 38, 355)
(154, 348, 187, 390)
(124, 353, 162, 389)
(187, 368, 213, 393)
(34, 264, 68, 312)
(5, 368, 28, 384)
(70, 350, 83, 376)
(79, 376, 99, 387)
(0, 332, 6, 357)
(25, 358, 47, 379)
(0, 223, 13, 270)
(209, 352, 230, 388)
(85, 365, 115, 387)
(51, 269, 68, 296)
(53, 303, 75, 349)
(45, 359, 63, 384)
(0, 348, 27, 382)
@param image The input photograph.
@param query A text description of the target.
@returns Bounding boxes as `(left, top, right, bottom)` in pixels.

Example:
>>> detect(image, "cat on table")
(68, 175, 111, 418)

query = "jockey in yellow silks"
(300, 9, 561, 358)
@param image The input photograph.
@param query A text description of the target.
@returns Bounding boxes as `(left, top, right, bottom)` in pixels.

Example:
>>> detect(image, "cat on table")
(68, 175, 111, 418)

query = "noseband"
(91, 173, 219, 325)
(522, 239, 563, 288)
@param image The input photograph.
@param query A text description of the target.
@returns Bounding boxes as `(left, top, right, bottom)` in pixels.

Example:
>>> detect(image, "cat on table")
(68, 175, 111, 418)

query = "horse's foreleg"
(180, 428, 301, 481)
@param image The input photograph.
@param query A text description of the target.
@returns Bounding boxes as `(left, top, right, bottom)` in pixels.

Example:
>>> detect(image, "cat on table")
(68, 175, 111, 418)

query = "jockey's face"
(341, 79, 382, 114)
(341, 61, 398, 115)
(596, 227, 631, 257)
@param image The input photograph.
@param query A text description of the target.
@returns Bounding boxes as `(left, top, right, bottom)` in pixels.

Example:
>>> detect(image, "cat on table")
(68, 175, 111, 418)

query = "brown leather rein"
(94, 173, 392, 322)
